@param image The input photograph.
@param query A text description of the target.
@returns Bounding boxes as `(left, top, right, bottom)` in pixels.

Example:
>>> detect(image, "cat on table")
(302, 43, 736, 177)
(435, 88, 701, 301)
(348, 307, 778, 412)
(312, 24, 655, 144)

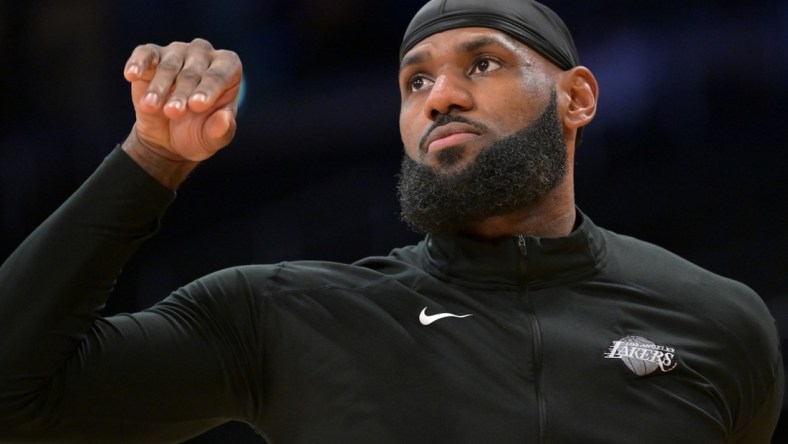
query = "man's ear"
(558, 66, 598, 130)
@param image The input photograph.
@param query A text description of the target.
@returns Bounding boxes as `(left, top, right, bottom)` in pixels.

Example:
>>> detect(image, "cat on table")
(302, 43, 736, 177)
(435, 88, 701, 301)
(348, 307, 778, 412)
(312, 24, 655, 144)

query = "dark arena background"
(0, 0, 786, 442)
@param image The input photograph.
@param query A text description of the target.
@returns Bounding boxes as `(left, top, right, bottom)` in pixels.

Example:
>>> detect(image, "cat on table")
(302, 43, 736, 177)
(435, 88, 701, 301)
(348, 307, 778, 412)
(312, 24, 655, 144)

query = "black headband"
(400, 0, 579, 71)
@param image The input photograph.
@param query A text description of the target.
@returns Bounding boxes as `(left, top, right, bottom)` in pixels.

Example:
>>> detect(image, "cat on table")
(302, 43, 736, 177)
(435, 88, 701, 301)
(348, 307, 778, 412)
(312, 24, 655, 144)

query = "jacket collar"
(418, 210, 607, 289)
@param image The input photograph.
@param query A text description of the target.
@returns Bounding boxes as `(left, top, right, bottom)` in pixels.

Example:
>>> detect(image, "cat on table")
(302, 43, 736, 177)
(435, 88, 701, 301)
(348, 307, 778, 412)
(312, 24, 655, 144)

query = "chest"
(259, 279, 731, 443)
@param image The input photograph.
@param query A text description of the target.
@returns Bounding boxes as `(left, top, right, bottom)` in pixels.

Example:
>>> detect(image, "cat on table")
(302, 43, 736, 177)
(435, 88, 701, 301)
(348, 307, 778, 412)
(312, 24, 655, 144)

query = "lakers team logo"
(604, 335, 678, 376)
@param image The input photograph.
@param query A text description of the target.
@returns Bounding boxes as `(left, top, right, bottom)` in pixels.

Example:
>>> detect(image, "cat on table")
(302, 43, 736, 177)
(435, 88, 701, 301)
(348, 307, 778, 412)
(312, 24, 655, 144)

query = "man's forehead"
(399, 28, 525, 72)
(400, 27, 549, 73)
(399, 0, 579, 71)
(406, 27, 520, 55)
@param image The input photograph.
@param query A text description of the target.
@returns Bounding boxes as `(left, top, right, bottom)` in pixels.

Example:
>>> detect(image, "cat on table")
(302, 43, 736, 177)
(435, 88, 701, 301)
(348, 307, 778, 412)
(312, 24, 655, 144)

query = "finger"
(124, 43, 162, 82)
(139, 42, 188, 111)
(164, 39, 213, 118)
(174, 107, 235, 162)
(204, 107, 237, 151)
(187, 49, 243, 113)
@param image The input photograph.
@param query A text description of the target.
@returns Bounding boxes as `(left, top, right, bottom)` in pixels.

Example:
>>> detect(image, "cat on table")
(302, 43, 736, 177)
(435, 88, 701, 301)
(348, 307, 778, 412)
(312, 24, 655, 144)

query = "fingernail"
(126, 64, 140, 76)
(166, 99, 184, 111)
(142, 92, 158, 106)
(191, 92, 207, 103)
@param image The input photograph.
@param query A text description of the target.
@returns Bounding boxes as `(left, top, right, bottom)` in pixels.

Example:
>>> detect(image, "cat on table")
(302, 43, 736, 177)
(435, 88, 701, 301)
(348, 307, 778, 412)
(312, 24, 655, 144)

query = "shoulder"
(599, 228, 761, 315)
(597, 227, 782, 423)
(179, 245, 429, 300)
(160, 260, 409, 328)
(597, 227, 780, 366)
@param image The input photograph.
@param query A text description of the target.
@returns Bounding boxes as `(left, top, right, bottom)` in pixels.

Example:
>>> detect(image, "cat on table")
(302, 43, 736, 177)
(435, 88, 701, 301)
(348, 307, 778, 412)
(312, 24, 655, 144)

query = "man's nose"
(423, 71, 473, 120)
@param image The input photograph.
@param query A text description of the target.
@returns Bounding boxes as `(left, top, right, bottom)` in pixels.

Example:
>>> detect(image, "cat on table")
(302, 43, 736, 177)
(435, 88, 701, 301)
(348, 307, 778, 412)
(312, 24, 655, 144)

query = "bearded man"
(0, 0, 782, 443)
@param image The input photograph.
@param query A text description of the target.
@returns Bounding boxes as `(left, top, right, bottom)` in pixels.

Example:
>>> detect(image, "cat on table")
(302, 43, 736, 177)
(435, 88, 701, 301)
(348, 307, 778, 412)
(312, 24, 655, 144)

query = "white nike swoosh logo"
(419, 307, 473, 326)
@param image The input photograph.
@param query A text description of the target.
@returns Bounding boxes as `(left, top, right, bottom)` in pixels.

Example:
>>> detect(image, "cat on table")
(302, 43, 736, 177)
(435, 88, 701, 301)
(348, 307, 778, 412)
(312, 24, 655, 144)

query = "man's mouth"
(421, 121, 482, 154)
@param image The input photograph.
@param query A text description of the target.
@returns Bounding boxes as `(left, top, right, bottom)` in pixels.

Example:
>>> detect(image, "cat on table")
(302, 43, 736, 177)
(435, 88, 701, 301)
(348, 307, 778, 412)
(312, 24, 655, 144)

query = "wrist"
(121, 128, 200, 190)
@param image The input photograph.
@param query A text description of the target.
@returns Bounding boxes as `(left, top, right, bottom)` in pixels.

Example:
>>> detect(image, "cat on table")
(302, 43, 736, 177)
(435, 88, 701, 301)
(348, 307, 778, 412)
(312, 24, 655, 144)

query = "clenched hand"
(122, 39, 242, 187)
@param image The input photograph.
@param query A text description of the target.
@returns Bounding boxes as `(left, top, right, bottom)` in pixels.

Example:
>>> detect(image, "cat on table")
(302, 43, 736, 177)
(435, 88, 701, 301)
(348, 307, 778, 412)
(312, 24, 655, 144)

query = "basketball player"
(0, 0, 782, 442)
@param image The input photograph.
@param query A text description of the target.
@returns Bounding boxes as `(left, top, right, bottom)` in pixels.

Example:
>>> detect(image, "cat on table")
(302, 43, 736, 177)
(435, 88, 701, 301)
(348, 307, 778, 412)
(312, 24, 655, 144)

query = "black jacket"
(0, 147, 782, 443)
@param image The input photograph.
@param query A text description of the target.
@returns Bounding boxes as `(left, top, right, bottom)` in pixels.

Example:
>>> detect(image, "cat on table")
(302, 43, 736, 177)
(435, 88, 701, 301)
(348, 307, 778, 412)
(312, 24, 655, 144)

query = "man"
(0, 0, 782, 442)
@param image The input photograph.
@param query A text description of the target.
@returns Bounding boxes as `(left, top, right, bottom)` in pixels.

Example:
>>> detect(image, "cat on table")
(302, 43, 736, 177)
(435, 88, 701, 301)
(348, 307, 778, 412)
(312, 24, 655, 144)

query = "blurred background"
(0, 0, 785, 441)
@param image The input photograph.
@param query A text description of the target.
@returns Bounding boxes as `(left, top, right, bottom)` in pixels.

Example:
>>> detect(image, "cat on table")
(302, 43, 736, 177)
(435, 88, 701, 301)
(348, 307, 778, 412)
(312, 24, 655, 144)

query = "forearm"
(0, 146, 175, 430)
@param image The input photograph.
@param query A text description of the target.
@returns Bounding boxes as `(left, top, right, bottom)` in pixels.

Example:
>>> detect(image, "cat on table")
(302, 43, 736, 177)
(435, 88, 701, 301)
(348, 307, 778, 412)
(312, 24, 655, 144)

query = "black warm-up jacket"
(0, 147, 783, 443)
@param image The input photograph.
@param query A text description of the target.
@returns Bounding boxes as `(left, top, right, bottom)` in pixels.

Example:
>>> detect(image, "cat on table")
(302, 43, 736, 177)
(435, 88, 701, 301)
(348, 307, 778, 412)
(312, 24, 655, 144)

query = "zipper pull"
(516, 234, 527, 258)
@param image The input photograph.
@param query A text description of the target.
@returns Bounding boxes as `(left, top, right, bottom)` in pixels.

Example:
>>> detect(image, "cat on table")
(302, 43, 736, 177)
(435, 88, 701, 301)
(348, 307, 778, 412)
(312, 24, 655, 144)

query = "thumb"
(203, 106, 237, 153)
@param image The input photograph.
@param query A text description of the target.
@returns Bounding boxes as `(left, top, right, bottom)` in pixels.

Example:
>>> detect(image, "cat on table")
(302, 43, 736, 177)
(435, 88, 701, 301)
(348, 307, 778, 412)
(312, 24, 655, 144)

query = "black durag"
(400, 0, 580, 70)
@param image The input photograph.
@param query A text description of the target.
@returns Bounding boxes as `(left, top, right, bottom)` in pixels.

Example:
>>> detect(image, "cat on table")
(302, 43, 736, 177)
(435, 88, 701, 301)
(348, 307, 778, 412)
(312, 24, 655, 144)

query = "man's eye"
(409, 76, 433, 92)
(471, 58, 502, 75)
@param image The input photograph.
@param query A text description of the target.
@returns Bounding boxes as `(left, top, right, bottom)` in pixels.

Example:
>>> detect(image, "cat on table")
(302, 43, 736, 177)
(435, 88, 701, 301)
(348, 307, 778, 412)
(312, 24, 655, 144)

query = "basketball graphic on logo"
(619, 335, 659, 376)
(604, 334, 678, 376)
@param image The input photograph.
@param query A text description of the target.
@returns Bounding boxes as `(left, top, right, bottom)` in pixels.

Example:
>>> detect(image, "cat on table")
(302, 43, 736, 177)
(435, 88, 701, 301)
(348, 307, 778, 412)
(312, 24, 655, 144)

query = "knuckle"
(131, 43, 158, 61)
(216, 49, 241, 64)
(190, 37, 213, 49)
(201, 68, 227, 84)
(177, 69, 201, 84)
(157, 59, 182, 72)
(140, 43, 160, 52)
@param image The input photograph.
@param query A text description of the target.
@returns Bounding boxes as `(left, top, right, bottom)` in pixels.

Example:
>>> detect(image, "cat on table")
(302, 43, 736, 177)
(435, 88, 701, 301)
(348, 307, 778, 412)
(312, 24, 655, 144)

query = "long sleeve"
(0, 147, 262, 442)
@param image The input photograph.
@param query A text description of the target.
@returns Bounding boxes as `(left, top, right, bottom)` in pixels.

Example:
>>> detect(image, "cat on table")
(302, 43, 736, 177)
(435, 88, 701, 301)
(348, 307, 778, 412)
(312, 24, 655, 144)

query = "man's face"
(398, 27, 561, 171)
(396, 27, 569, 234)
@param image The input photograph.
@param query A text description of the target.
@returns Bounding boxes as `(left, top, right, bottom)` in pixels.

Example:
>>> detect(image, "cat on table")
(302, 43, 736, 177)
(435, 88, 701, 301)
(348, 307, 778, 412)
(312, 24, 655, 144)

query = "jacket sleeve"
(732, 353, 784, 443)
(730, 314, 784, 443)
(0, 147, 263, 442)
(721, 281, 785, 443)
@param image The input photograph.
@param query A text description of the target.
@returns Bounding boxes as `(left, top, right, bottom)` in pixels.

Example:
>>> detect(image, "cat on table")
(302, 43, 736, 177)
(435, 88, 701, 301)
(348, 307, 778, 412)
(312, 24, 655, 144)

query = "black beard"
(397, 90, 567, 234)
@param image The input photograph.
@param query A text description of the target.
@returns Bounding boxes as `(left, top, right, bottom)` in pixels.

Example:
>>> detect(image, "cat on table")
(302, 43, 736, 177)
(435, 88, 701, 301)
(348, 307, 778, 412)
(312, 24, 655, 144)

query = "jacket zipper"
(517, 235, 547, 443)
